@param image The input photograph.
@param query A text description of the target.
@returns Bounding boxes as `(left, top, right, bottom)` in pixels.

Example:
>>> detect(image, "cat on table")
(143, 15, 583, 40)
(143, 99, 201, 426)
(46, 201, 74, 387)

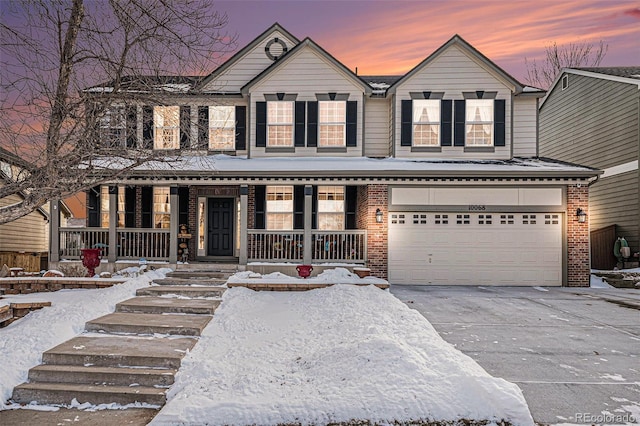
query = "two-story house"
(49, 23, 599, 286)
(539, 67, 640, 270)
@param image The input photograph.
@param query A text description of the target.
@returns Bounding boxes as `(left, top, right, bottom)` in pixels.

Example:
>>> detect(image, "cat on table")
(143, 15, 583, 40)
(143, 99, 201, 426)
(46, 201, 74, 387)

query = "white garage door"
(388, 212, 563, 286)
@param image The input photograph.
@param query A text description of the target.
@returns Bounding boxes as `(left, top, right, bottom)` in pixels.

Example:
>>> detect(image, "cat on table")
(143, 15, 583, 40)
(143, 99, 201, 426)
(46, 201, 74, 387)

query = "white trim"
(601, 160, 639, 179)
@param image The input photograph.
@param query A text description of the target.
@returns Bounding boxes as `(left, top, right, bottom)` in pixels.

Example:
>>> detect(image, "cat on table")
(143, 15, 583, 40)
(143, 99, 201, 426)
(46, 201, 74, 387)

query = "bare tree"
(0, 0, 235, 224)
(525, 40, 608, 89)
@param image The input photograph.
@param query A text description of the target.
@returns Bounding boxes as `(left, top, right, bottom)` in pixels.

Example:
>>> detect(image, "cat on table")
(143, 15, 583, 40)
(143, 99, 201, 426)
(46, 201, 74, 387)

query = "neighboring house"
(539, 67, 640, 269)
(50, 23, 600, 286)
(0, 147, 70, 270)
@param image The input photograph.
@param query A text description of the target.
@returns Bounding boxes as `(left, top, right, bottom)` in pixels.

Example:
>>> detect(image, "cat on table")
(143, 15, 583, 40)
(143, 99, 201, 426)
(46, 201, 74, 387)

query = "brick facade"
(361, 184, 388, 280)
(567, 184, 590, 287)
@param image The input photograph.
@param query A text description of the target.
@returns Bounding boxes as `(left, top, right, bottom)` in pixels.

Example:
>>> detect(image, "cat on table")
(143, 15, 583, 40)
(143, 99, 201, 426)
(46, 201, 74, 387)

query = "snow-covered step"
(136, 285, 226, 298)
(152, 277, 227, 286)
(166, 270, 234, 279)
(85, 312, 212, 336)
(12, 382, 166, 406)
(116, 296, 220, 315)
(27, 364, 176, 387)
(42, 335, 196, 369)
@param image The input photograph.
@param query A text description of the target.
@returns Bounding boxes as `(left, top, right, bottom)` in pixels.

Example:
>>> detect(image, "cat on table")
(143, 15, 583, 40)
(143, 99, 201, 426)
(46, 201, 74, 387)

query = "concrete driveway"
(390, 285, 640, 425)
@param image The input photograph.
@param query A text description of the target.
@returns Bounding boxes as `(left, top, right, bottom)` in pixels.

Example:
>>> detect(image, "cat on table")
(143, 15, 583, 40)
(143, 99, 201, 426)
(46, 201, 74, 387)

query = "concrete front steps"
(11, 266, 236, 408)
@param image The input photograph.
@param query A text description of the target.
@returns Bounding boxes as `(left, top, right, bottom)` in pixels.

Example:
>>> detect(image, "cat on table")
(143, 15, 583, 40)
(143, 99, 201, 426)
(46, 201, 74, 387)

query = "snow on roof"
(93, 154, 598, 177)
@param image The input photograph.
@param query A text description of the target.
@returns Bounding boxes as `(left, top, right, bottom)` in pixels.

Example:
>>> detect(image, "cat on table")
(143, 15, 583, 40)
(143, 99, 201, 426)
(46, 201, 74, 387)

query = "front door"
(207, 198, 234, 256)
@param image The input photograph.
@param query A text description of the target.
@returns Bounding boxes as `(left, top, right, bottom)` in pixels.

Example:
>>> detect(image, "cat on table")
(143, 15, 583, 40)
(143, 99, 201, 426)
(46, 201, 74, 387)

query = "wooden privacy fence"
(0, 252, 44, 272)
(591, 224, 617, 270)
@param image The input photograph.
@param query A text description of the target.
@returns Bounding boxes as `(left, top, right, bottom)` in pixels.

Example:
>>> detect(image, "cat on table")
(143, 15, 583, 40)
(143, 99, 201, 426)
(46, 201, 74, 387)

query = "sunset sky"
(216, 0, 640, 82)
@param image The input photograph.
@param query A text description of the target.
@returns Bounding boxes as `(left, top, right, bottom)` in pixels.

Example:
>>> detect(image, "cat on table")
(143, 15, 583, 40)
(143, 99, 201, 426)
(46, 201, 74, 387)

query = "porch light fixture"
(375, 208, 383, 223)
(576, 208, 587, 223)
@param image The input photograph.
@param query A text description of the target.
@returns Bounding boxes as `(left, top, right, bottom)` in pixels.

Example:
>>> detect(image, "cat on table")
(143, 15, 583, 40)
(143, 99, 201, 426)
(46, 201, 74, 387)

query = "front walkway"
(390, 285, 640, 424)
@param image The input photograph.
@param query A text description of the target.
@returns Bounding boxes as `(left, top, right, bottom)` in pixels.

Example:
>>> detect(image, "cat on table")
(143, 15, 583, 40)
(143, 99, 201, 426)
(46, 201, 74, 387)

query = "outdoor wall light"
(576, 208, 587, 223)
(375, 208, 383, 223)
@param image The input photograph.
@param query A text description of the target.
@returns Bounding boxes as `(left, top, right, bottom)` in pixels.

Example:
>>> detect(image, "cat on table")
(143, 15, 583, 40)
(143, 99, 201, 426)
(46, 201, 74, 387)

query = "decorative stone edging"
(0, 278, 125, 294)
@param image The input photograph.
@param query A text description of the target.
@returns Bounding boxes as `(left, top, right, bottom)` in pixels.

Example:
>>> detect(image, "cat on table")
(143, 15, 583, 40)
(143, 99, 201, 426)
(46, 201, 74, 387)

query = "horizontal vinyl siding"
(589, 171, 639, 251)
(394, 45, 513, 159)
(0, 192, 49, 252)
(250, 47, 365, 157)
(539, 74, 639, 169)
(364, 98, 391, 157)
(513, 97, 538, 157)
(201, 30, 298, 93)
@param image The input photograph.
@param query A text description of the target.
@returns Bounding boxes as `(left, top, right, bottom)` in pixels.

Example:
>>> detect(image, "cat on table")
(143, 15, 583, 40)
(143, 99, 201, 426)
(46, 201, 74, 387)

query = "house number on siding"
(468, 205, 486, 211)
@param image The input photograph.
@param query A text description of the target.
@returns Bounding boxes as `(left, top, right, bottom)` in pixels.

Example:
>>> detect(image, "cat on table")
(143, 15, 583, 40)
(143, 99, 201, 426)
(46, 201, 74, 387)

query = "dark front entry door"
(207, 198, 234, 256)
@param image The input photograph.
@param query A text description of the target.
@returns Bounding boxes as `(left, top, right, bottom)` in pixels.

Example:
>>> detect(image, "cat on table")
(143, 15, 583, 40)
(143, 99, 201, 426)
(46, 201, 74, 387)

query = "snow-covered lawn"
(0, 267, 170, 410)
(153, 285, 534, 425)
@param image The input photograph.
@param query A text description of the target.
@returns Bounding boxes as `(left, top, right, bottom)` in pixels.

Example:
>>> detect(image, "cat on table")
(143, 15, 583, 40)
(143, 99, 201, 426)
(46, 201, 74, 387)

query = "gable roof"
(540, 67, 640, 108)
(387, 34, 524, 95)
(241, 37, 372, 95)
(196, 23, 300, 92)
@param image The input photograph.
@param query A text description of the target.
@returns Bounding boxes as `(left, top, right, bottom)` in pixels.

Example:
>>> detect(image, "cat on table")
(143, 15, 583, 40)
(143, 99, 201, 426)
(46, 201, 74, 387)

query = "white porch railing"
(247, 230, 304, 262)
(59, 228, 110, 259)
(247, 229, 367, 263)
(59, 228, 170, 261)
(117, 229, 171, 260)
(312, 230, 367, 263)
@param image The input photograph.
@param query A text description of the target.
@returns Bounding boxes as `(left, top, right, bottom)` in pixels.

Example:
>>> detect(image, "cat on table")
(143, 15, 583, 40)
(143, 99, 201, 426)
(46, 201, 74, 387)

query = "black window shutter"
(198, 106, 209, 149)
(454, 100, 466, 147)
(178, 187, 189, 227)
(346, 101, 357, 147)
(87, 186, 100, 227)
(345, 186, 357, 229)
(311, 186, 318, 229)
(256, 102, 267, 147)
(440, 100, 452, 146)
(142, 106, 153, 149)
(124, 186, 136, 228)
(87, 103, 100, 147)
(180, 106, 191, 149)
(235, 106, 247, 150)
(294, 101, 306, 147)
(401, 100, 412, 146)
(306, 101, 318, 147)
(141, 186, 153, 228)
(494, 99, 506, 147)
(254, 185, 266, 229)
(293, 186, 304, 229)
(125, 106, 137, 149)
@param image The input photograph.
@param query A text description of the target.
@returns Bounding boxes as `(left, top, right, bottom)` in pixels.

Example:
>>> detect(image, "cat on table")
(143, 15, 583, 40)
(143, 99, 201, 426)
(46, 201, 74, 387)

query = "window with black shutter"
(256, 102, 267, 147)
(346, 101, 357, 147)
(235, 105, 247, 150)
(254, 185, 266, 229)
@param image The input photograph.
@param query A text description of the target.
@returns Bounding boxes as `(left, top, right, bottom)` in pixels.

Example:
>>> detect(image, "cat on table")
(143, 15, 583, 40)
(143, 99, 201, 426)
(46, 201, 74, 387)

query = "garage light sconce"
(576, 208, 587, 223)
(375, 208, 383, 223)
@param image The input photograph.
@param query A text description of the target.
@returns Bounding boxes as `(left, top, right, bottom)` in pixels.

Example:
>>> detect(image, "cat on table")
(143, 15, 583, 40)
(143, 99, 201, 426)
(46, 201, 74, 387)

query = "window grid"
(456, 214, 470, 225)
(266, 185, 293, 230)
(154, 106, 180, 149)
(209, 106, 235, 150)
(153, 187, 171, 229)
(435, 214, 449, 225)
(478, 214, 492, 225)
(412, 99, 440, 146)
(466, 99, 493, 146)
(319, 101, 346, 147)
(267, 102, 293, 147)
(99, 106, 126, 148)
(100, 186, 125, 228)
(317, 185, 345, 230)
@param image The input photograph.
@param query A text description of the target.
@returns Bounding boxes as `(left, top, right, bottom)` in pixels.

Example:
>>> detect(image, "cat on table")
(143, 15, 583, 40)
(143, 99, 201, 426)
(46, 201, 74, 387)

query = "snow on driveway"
(153, 285, 534, 425)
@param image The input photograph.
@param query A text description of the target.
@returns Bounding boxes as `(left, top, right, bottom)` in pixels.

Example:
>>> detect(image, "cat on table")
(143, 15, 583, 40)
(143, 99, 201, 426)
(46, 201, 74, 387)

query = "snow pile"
(0, 268, 170, 409)
(227, 267, 388, 285)
(153, 285, 533, 425)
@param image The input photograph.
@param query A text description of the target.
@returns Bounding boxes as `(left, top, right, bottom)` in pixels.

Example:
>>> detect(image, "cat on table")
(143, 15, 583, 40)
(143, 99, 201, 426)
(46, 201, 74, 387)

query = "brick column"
(365, 184, 388, 280)
(567, 184, 590, 287)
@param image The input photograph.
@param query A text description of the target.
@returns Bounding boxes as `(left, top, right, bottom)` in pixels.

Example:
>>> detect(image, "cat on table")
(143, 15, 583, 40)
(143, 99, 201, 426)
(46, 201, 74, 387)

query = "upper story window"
(413, 100, 440, 146)
(153, 187, 171, 229)
(266, 185, 293, 230)
(100, 106, 126, 148)
(154, 106, 179, 149)
(466, 99, 493, 146)
(319, 101, 346, 147)
(317, 185, 344, 230)
(100, 186, 125, 228)
(209, 106, 235, 150)
(267, 102, 293, 147)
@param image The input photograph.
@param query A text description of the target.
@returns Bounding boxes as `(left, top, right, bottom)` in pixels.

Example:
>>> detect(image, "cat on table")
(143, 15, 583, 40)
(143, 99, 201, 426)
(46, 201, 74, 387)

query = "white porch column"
(108, 186, 117, 263)
(49, 198, 60, 263)
(169, 186, 179, 263)
(303, 185, 313, 264)
(239, 185, 248, 265)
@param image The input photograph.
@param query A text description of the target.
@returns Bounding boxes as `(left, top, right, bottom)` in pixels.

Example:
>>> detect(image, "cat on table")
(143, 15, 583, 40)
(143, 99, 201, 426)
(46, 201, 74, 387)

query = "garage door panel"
(389, 212, 563, 286)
